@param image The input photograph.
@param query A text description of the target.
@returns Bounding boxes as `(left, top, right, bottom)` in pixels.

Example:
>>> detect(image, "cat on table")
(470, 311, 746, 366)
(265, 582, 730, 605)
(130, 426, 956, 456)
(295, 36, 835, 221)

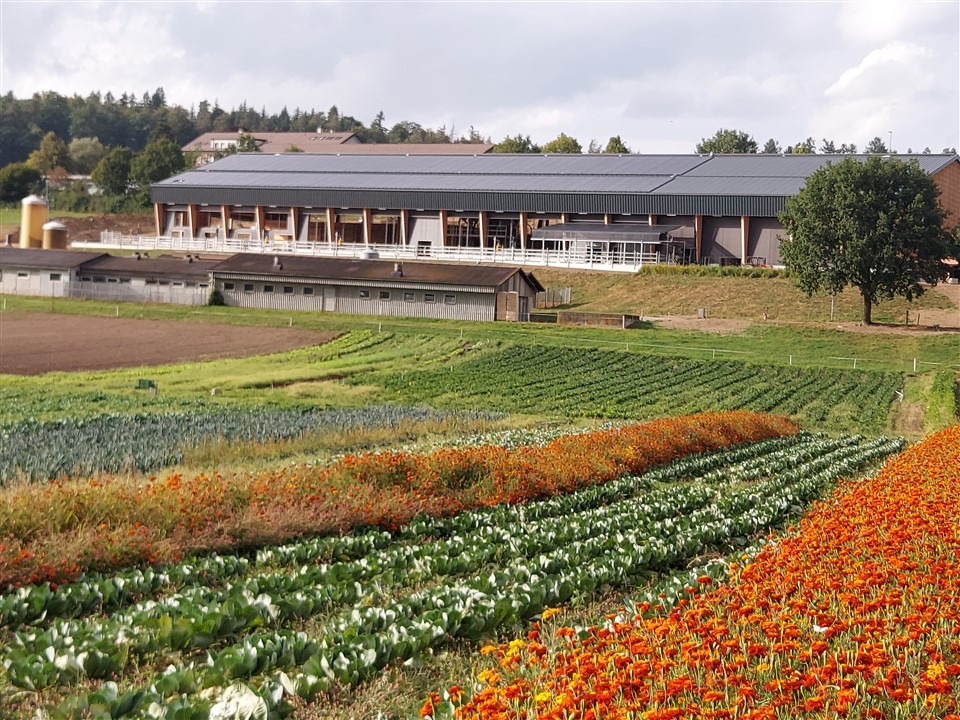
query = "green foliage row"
(377, 344, 904, 433)
(639, 264, 788, 278)
(0, 405, 497, 483)
(924, 371, 959, 431)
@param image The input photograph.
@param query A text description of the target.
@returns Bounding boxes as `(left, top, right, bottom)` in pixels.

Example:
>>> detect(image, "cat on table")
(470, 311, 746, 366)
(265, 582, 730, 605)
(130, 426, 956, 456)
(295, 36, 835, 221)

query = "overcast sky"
(1, 0, 957, 154)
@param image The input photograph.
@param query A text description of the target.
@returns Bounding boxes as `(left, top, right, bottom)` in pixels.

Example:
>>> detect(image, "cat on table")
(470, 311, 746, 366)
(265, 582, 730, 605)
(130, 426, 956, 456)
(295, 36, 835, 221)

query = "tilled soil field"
(0, 313, 335, 375)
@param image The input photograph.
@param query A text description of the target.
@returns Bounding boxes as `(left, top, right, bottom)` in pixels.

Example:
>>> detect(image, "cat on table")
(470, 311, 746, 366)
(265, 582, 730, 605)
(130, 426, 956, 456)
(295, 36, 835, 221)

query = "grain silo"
(42, 221, 68, 249)
(20, 195, 48, 249)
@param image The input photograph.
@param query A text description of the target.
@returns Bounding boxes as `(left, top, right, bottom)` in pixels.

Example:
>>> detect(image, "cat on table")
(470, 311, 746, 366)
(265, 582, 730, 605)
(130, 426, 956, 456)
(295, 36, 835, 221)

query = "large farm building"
(145, 152, 960, 271)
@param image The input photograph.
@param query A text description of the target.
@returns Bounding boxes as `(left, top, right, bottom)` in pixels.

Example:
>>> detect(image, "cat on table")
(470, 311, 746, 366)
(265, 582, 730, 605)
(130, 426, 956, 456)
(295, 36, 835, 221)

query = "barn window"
(17, 271, 29, 278)
(49, 273, 62, 281)
(93, 276, 106, 283)
(198, 283, 208, 289)
(159, 280, 170, 286)
(243, 283, 254, 293)
(107, 277, 119, 283)
(283, 286, 294, 294)
(303, 286, 314, 295)
(424, 293, 436, 303)
(444, 294, 456, 304)
(145, 279, 157, 285)
(263, 285, 274, 293)
(404, 291, 415, 302)
(359, 289, 371, 300)
(379, 290, 391, 301)
(223, 282, 235, 290)
(119, 278, 131, 284)
(81, 276, 92, 282)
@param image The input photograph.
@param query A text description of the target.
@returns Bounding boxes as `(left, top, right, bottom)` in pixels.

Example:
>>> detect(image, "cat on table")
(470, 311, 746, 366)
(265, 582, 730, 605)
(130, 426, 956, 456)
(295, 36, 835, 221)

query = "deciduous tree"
(541, 132, 582, 154)
(492, 134, 540, 153)
(779, 156, 956, 324)
(696, 128, 757, 154)
(603, 136, 630, 154)
(91, 147, 133, 196)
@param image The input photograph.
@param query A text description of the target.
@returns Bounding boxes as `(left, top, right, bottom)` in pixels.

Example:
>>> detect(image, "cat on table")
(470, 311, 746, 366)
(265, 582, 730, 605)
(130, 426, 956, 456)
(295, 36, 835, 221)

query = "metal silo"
(20, 195, 48, 249)
(42, 221, 68, 249)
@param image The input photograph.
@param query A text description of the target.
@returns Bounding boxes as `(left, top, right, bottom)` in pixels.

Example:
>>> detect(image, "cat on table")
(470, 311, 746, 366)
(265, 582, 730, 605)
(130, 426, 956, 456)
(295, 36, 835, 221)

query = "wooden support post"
(604, 213, 611, 225)
(519, 211, 528, 250)
(326, 208, 336, 245)
(478, 210, 488, 249)
(438, 209, 448, 247)
(290, 207, 298, 242)
(648, 213, 657, 226)
(362, 208, 372, 245)
(400, 209, 409, 245)
(188, 204, 198, 240)
(221, 205, 231, 241)
(255, 205, 266, 240)
(741, 215, 750, 265)
(560, 212, 569, 224)
(694, 214, 703, 263)
(154, 203, 164, 237)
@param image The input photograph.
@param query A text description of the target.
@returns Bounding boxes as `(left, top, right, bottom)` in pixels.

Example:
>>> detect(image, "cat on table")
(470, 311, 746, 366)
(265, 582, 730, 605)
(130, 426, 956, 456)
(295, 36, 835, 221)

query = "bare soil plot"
(0, 313, 336, 375)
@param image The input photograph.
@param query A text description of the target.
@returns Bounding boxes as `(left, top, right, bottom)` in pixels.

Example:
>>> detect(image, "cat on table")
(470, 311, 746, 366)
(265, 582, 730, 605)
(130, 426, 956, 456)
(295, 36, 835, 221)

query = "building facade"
(151, 153, 960, 269)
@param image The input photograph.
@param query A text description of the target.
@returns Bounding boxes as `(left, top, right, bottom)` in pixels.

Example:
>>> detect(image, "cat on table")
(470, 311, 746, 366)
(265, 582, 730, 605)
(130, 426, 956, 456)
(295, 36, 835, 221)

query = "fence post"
(789, 354, 792, 366)
(913, 357, 917, 372)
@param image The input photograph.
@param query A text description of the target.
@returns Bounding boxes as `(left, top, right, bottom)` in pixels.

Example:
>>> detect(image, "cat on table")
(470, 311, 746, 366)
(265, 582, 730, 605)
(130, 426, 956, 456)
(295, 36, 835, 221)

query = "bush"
(640, 264, 787, 279)
(208, 287, 225, 306)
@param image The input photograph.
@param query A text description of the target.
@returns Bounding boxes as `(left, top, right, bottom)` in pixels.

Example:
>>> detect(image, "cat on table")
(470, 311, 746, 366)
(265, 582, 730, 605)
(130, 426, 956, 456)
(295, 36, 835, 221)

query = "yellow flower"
(534, 690, 551, 704)
(541, 607, 562, 621)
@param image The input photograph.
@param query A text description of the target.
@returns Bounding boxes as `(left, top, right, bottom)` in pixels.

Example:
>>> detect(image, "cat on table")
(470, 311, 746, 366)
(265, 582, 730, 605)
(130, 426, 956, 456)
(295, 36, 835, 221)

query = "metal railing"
(81, 233, 670, 273)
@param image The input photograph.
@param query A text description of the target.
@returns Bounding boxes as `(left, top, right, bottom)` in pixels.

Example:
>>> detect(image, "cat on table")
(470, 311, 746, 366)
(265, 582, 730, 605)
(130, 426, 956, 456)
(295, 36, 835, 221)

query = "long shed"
(209, 255, 543, 321)
(0, 247, 107, 297)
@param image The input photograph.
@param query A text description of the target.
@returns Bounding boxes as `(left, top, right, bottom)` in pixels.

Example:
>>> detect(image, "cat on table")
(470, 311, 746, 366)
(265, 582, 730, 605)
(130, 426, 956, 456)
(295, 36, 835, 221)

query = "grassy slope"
(531, 267, 955, 324)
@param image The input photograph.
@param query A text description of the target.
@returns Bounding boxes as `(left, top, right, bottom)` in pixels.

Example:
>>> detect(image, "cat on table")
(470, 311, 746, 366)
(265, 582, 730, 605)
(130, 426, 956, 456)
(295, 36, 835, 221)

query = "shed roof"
(78, 254, 219, 279)
(0, 247, 107, 269)
(210, 254, 544, 291)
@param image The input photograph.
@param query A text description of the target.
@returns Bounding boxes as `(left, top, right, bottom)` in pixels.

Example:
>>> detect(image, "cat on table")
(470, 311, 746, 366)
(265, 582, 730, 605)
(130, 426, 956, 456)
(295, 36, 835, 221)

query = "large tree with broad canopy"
(779, 156, 956, 325)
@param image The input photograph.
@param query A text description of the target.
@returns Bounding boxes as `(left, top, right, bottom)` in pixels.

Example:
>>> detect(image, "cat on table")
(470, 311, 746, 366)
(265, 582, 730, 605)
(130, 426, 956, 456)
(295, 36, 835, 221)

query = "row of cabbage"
(379, 345, 902, 432)
(0, 405, 498, 483)
(0, 432, 905, 718)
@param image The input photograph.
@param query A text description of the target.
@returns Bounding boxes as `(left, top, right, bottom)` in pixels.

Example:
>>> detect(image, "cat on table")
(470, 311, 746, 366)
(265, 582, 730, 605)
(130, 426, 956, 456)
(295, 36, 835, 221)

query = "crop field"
(377, 345, 904, 434)
(0, 427, 905, 718)
(0, 305, 956, 720)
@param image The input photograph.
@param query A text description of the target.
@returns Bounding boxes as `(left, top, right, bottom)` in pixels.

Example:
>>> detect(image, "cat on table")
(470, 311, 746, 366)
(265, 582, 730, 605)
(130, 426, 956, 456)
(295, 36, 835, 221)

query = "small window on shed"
(283, 286, 294, 294)
(444, 294, 456, 305)
(263, 285, 274, 293)
(49, 273, 62, 281)
(119, 278, 131, 284)
(303, 286, 314, 296)
(159, 280, 170, 286)
(223, 282, 235, 291)
(93, 276, 106, 283)
(359, 289, 371, 300)
(424, 293, 436, 303)
(173, 281, 185, 287)
(379, 290, 391, 301)
(198, 283, 209, 289)
(81, 276, 92, 282)
(145, 279, 157, 285)
(403, 291, 415, 302)
(17, 271, 29, 278)
(243, 283, 254, 293)
(107, 277, 119, 283)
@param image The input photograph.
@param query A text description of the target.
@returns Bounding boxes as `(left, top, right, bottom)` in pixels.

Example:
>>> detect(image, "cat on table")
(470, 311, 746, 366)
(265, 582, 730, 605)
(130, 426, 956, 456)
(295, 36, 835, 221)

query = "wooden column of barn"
(694, 214, 703, 263)
(740, 215, 750, 265)
(326, 208, 336, 245)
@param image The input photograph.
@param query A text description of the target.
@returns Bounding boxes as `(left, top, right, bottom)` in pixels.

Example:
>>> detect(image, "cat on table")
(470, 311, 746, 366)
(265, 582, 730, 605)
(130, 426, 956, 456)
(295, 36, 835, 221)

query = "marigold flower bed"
(0, 411, 795, 589)
(448, 424, 960, 720)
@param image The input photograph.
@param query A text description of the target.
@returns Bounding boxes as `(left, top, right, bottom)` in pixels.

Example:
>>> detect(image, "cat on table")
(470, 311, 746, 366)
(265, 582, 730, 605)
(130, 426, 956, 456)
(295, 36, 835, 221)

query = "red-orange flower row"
(0, 411, 796, 589)
(451, 424, 960, 720)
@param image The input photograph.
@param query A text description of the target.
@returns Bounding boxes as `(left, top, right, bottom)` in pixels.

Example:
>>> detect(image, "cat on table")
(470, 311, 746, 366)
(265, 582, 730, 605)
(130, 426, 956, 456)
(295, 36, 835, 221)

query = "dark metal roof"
(79, 254, 219, 279)
(532, 222, 681, 242)
(153, 153, 960, 218)
(209, 254, 544, 291)
(0, 247, 107, 269)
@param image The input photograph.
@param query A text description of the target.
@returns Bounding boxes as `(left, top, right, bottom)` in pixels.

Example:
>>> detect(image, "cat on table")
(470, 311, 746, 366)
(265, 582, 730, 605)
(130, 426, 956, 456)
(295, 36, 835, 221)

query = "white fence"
(74, 233, 671, 273)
